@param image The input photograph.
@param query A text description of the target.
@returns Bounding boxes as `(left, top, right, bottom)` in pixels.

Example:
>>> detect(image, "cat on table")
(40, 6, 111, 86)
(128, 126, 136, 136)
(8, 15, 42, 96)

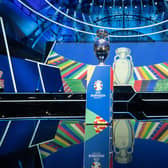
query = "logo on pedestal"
(90, 80, 105, 99)
(94, 80, 103, 91)
(91, 161, 101, 168)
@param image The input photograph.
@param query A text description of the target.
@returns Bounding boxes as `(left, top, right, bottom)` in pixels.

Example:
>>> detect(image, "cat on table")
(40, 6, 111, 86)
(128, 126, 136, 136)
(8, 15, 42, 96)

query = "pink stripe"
(163, 62, 168, 67)
(75, 123, 85, 134)
(78, 70, 87, 79)
(58, 125, 80, 143)
(137, 123, 146, 138)
(136, 67, 145, 80)
(62, 63, 84, 78)
(151, 123, 168, 140)
(149, 65, 165, 79)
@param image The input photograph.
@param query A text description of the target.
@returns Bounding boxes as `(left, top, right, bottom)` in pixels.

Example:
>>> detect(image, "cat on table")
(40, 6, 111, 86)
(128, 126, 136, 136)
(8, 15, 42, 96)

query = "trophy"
(113, 47, 133, 84)
(94, 29, 110, 65)
(113, 120, 134, 164)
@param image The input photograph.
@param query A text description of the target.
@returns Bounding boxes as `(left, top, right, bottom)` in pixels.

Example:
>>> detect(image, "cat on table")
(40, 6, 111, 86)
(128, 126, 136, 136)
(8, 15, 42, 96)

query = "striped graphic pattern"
(47, 53, 168, 83)
(47, 54, 88, 80)
(134, 121, 168, 144)
(134, 79, 168, 92)
(134, 62, 168, 80)
(62, 78, 72, 93)
(39, 120, 167, 160)
(39, 121, 85, 159)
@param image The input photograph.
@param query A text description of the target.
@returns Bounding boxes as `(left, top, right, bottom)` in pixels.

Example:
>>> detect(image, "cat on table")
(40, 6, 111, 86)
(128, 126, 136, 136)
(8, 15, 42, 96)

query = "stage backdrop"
(53, 42, 168, 66)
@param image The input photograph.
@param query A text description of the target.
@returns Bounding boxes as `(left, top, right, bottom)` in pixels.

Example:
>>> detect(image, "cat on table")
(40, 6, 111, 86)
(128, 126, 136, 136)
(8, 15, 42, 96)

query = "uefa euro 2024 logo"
(94, 80, 103, 91)
(91, 161, 101, 168)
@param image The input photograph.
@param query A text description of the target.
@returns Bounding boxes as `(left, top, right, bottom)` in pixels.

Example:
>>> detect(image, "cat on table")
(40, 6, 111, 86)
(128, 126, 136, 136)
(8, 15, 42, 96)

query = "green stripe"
(141, 66, 153, 79)
(160, 63, 168, 70)
(47, 55, 60, 61)
(66, 124, 84, 140)
(143, 122, 155, 139)
(57, 60, 73, 68)
(130, 120, 136, 129)
(61, 63, 81, 75)
(57, 129, 78, 144)
(69, 65, 88, 78)
(64, 79, 86, 92)
(165, 138, 168, 143)
(40, 153, 47, 159)
(53, 138, 67, 148)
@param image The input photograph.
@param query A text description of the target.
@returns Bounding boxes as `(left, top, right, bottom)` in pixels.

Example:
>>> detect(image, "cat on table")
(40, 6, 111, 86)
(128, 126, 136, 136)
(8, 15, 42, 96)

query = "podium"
(84, 65, 113, 168)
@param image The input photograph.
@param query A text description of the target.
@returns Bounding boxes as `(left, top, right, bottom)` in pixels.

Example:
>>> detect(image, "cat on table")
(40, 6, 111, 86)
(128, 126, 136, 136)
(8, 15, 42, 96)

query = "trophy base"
(115, 154, 132, 164)
(98, 62, 105, 66)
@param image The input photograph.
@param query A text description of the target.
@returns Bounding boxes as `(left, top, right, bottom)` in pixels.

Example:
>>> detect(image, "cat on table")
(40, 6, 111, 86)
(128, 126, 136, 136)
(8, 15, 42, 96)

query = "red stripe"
(151, 123, 168, 140)
(134, 80, 143, 92)
(163, 62, 168, 67)
(58, 125, 80, 143)
(75, 123, 85, 134)
(62, 63, 84, 78)
(78, 70, 87, 80)
(149, 65, 165, 79)
(137, 123, 146, 138)
(110, 68, 113, 91)
(136, 67, 145, 80)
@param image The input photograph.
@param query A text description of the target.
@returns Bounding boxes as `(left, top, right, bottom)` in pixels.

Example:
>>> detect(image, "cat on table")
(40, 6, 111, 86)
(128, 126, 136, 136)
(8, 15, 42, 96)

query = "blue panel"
(0, 120, 38, 154)
(44, 143, 83, 168)
(40, 64, 63, 93)
(0, 55, 14, 92)
(32, 120, 59, 145)
(0, 146, 42, 168)
(12, 58, 43, 92)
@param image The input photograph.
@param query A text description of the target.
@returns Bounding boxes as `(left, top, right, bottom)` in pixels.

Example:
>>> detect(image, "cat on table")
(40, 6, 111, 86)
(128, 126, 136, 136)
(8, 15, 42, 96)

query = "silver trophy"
(94, 29, 110, 65)
(113, 47, 133, 85)
(113, 120, 134, 164)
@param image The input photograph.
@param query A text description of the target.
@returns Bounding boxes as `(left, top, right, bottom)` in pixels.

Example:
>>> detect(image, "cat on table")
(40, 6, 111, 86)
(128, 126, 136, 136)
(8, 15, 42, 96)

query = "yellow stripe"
(70, 124, 84, 138)
(40, 150, 50, 157)
(59, 61, 75, 71)
(155, 64, 168, 76)
(48, 56, 64, 64)
(55, 135, 71, 146)
(87, 65, 95, 85)
(140, 122, 151, 138)
(158, 130, 168, 142)
(138, 67, 150, 80)
(40, 144, 57, 152)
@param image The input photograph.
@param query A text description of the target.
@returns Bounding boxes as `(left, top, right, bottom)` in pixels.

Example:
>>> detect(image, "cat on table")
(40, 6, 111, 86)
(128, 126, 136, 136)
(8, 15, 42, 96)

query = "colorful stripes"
(134, 62, 168, 80)
(39, 121, 85, 158)
(47, 54, 89, 80)
(134, 79, 168, 92)
(62, 78, 72, 93)
(135, 121, 168, 144)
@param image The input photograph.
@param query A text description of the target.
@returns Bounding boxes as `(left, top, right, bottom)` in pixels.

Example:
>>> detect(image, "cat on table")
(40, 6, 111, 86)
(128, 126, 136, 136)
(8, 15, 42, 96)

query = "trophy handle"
(114, 55, 120, 62)
(126, 55, 132, 61)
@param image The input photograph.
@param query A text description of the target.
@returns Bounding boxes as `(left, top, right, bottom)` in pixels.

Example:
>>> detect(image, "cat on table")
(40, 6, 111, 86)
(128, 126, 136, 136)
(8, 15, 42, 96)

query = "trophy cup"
(113, 47, 133, 84)
(94, 29, 110, 65)
(113, 120, 134, 164)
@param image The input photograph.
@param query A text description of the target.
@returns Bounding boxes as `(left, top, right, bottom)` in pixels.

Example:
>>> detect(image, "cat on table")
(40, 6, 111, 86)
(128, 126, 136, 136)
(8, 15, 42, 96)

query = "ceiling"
(1, 0, 168, 55)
